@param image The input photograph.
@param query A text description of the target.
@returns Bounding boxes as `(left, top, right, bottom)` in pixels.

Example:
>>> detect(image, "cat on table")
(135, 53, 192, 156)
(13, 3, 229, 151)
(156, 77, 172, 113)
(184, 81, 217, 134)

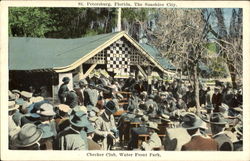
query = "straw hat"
(36, 103, 56, 116)
(21, 91, 33, 98)
(73, 105, 88, 114)
(88, 111, 98, 122)
(147, 122, 159, 131)
(57, 104, 71, 113)
(30, 96, 44, 104)
(135, 109, 144, 116)
(9, 101, 19, 111)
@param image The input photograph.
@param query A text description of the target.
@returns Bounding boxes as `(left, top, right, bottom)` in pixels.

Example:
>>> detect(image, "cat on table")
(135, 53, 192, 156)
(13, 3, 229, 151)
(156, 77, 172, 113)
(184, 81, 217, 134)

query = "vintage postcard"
(0, 0, 250, 161)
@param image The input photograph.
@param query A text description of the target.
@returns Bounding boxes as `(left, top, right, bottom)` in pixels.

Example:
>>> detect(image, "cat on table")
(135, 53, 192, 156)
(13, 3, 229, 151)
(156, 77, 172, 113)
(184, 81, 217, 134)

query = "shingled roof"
(9, 31, 175, 73)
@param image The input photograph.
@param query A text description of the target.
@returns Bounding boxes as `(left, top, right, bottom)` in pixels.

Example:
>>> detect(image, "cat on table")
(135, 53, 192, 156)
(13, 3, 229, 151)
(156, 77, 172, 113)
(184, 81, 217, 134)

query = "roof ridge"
(9, 31, 121, 40)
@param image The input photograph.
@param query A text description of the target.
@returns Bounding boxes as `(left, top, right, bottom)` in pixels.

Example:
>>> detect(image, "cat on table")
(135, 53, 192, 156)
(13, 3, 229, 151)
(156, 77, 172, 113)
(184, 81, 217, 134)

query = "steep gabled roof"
(9, 31, 175, 73)
(9, 32, 120, 71)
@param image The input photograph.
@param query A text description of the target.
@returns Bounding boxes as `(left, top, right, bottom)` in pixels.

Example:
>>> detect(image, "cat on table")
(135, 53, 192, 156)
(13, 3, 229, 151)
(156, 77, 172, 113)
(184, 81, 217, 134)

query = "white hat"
(9, 101, 19, 111)
(57, 104, 71, 113)
(21, 91, 33, 98)
(37, 103, 56, 116)
(30, 96, 44, 103)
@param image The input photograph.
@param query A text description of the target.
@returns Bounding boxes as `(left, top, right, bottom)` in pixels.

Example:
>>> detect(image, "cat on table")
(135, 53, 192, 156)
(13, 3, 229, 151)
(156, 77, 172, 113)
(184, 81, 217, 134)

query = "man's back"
(181, 135, 218, 151)
(56, 127, 87, 150)
(213, 133, 233, 151)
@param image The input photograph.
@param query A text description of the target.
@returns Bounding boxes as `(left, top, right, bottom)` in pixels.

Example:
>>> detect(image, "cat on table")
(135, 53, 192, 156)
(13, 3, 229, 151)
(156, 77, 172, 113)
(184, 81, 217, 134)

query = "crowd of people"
(8, 73, 243, 151)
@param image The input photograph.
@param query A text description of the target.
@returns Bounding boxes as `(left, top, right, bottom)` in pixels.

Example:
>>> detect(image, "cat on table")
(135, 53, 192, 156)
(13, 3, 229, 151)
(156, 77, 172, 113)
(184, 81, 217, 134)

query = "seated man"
(181, 113, 218, 151)
(127, 115, 149, 150)
(141, 122, 162, 150)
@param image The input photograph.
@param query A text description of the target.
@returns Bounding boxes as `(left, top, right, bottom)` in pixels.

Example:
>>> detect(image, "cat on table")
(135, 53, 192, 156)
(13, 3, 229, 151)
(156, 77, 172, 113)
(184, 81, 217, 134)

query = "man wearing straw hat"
(141, 122, 162, 150)
(181, 113, 218, 151)
(8, 101, 21, 142)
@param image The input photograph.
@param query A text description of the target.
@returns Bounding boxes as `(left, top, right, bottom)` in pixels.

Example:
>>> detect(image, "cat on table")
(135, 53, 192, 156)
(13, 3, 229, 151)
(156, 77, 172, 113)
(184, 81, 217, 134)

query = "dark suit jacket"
(65, 91, 78, 108)
(212, 93, 222, 112)
(181, 135, 218, 151)
(75, 88, 84, 105)
(58, 83, 69, 103)
(213, 133, 233, 151)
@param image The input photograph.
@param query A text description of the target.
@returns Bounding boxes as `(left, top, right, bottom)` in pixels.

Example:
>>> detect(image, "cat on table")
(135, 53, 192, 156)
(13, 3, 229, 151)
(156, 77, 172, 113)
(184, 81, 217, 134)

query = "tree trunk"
(228, 60, 237, 88)
(194, 63, 200, 115)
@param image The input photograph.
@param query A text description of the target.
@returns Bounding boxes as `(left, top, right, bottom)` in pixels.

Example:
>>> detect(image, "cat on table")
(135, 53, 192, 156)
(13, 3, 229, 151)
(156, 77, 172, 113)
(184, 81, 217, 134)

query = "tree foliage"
(9, 7, 118, 38)
(9, 8, 55, 37)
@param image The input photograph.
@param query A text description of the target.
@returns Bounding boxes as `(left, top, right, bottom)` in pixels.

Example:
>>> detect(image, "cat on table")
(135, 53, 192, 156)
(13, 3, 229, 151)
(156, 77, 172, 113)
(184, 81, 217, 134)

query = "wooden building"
(9, 31, 175, 101)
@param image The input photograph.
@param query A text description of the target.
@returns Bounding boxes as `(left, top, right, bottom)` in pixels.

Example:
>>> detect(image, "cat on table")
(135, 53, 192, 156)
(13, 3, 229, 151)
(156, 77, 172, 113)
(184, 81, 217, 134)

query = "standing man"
(95, 100, 118, 150)
(212, 87, 222, 112)
(56, 109, 89, 150)
(76, 79, 88, 105)
(209, 113, 233, 151)
(58, 77, 70, 104)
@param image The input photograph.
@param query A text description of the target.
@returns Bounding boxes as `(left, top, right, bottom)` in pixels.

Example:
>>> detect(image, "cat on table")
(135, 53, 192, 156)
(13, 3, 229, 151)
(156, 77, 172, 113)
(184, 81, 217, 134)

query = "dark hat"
(127, 104, 135, 112)
(13, 123, 43, 147)
(105, 100, 117, 114)
(69, 110, 89, 127)
(27, 101, 49, 118)
(205, 104, 214, 110)
(62, 77, 70, 83)
(209, 113, 227, 125)
(181, 113, 204, 129)
(200, 114, 210, 123)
